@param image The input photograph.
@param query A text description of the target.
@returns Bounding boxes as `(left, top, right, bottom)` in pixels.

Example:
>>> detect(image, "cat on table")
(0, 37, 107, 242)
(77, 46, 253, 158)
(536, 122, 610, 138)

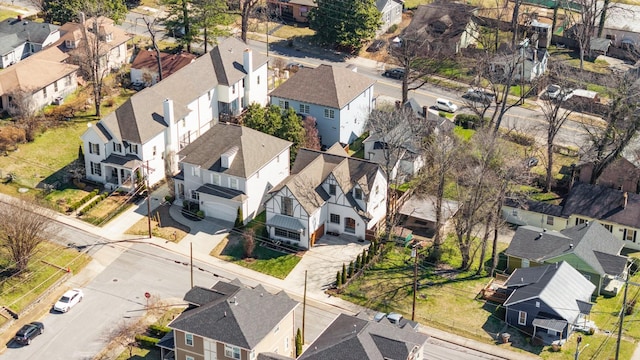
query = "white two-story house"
(175, 123, 291, 224)
(265, 144, 387, 248)
(81, 37, 269, 190)
(269, 64, 375, 147)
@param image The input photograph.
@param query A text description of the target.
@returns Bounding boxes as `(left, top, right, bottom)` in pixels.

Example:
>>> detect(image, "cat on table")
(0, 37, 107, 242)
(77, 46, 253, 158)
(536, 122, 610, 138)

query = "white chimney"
(243, 48, 253, 74)
(163, 98, 178, 174)
(221, 146, 239, 169)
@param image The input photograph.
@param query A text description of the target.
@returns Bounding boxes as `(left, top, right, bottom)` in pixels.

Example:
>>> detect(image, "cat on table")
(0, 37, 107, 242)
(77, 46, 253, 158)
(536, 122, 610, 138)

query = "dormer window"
(354, 188, 363, 200)
(113, 143, 122, 153)
(65, 39, 76, 49)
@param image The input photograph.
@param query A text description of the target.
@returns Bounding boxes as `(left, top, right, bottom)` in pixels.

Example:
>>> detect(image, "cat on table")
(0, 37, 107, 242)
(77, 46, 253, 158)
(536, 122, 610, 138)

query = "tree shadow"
(269, 37, 352, 62)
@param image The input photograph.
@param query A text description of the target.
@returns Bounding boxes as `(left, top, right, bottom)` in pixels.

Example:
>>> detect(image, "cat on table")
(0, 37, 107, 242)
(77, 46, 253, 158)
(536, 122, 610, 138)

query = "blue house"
(270, 64, 376, 147)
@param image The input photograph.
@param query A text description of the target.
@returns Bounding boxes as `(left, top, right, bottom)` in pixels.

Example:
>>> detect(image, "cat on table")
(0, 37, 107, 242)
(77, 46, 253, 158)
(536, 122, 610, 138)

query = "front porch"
(102, 154, 142, 192)
(532, 318, 567, 345)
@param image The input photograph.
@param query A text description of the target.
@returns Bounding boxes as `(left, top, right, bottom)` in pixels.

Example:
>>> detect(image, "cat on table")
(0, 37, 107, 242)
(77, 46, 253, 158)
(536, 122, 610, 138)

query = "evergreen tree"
(295, 328, 303, 356)
(348, 260, 354, 278)
(362, 248, 368, 265)
(341, 263, 347, 284)
(355, 254, 362, 270)
(234, 206, 244, 229)
(43, 0, 127, 24)
(309, 0, 382, 52)
(336, 270, 342, 287)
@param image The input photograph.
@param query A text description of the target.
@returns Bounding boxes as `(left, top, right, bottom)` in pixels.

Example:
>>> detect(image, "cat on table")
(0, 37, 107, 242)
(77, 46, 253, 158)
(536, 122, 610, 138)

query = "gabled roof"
(0, 17, 59, 55)
(131, 49, 196, 78)
(505, 221, 627, 276)
(170, 280, 298, 350)
(207, 37, 268, 86)
(562, 182, 640, 228)
(269, 64, 375, 109)
(404, 1, 477, 45)
(177, 123, 292, 178)
(271, 144, 382, 215)
(503, 262, 595, 323)
(376, 0, 403, 11)
(0, 46, 77, 95)
(504, 197, 564, 217)
(55, 16, 130, 53)
(298, 313, 428, 360)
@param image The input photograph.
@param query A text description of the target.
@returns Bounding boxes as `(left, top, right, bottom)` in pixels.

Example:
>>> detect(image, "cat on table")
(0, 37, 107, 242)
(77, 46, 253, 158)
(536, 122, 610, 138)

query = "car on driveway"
(463, 88, 496, 104)
(53, 289, 83, 313)
(382, 67, 405, 79)
(14, 322, 44, 345)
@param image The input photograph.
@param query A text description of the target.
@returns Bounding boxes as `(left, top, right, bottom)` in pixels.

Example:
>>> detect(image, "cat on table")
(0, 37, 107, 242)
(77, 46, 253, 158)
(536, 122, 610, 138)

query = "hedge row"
(68, 189, 99, 212)
(77, 192, 108, 216)
(148, 324, 171, 337)
(135, 334, 160, 347)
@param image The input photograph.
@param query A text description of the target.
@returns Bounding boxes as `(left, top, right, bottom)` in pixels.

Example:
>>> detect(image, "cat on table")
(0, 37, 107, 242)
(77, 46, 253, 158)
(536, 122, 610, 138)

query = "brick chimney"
(623, 191, 629, 209)
(422, 106, 429, 119)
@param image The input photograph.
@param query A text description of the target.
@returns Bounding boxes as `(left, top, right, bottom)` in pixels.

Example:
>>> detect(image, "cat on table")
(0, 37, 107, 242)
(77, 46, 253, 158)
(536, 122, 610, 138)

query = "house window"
(375, 185, 379, 195)
(208, 90, 212, 100)
(54, 81, 58, 92)
(330, 214, 340, 224)
(535, 301, 540, 308)
(274, 324, 279, 334)
(329, 184, 336, 195)
(191, 190, 199, 201)
(212, 173, 221, 186)
(603, 224, 613, 232)
(130, 144, 139, 154)
(354, 188, 363, 200)
(576, 218, 587, 225)
(299, 103, 310, 114)
(89, 142, 100, 155)
(546, 216, 554, 226)
(257, 75, 260, 85)
(512, 209, 518, 216)
(230, 177, 239, 189)
(232, 84, 236, 94)
(285, 336, 289, 351)
(113, 143, 122, 152)
(152, 146, 156, 156)
(242, 78, 245, 88)
(522, 259, 530, 268)
(282, 196, 293, 216)
(275, 228, 301, 241)
(65, 75, 72, 86)
(324, 108, 335, 119)
(42, 86, 47, 98)
(224, 344, 241, 360)
(250, 350, 256, 360)
(518, 311, 527, 325)
(90, 162, 102, 176)
(625, 229, 637, 242)
(344, 218, 356, 233)
(185, 333, 194, 346)
(186, 356, 194, 360)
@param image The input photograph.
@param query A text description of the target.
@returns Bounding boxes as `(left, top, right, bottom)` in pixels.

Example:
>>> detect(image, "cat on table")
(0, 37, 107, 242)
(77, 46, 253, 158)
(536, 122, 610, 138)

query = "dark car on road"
(462, 89, 496, 104)
(14, 322, 44, 345)
(366, 39, 385, 52)
(382, 68, 405, 79)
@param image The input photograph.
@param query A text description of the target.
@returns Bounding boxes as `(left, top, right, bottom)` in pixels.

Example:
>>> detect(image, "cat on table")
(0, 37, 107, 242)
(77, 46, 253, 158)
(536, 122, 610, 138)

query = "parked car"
(543, 84, 572, 101)
(285, 62, 304, 73)
(53, 289, 84, 313)
(463, 88, 495, 104)
(526, 157, 539, 167)
(435, 98, 458, 113)
(382, 67, 405, 79)
(14, 322, 44, 345)
(366, 39, 385, 52)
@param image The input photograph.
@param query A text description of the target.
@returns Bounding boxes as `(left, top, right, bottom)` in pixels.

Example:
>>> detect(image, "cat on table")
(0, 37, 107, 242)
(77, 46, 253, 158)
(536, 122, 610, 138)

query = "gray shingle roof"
(505, 221, 627, 276)
(178, 123, 291, 178)
(0, 17, 59, 54)
(170, 281, 298, 350)
(504, 197, 564, 217)
(503, 262, 595, 323)
(562, 182, 640, 228)
(269, 64, 375, 109)
(270, 144, 382, 215)
(298, 313, 428, 360)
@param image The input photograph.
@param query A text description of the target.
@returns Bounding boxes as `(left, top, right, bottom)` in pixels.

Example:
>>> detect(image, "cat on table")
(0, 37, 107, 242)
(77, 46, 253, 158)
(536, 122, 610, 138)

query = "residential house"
(267, 0, 316, 23)
(162, 279, 299, 360)
(55, 16, 130, 75)
(504, 221, 628, 295)
(376, 0, 403, 34)
(503, 182, 640, 250)
(398, 195, 460, 238)
(577, 151, 640, 193)
(598, 1, 640, 49)
(0, 16, 60, 69)
(175, 123, 292, 224)
(265, 144, 387, 248)
(363, 99, 453, 181)
(298, 312, 428, 360)
(503, 262, 595, 345)
(269, 64, 375, 147)
(0, 46, 78, 112)
(402, 1, 479, 55)
(81, 37, 269, 190)
(130, 49, 196, 87)
(490, 38, 549, 81)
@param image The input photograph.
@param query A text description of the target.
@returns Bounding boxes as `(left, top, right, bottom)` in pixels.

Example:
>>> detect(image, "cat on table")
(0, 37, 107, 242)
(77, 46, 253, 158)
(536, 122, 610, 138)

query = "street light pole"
(575, 335, 589, 360)
(411, 245, 418, 321)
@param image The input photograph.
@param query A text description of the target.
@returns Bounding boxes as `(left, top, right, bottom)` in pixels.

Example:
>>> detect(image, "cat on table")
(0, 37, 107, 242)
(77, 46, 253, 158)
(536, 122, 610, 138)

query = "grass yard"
(125, 205, 190, 242)
(0, 241, 91, 312)
(211, 236, 301, 279)
(272, 25, 316, 39)
(0, 9, 18, 21)
(79, 194, 133, 226)
(115, 347, 160, 360)
(44, 186, 91, 212)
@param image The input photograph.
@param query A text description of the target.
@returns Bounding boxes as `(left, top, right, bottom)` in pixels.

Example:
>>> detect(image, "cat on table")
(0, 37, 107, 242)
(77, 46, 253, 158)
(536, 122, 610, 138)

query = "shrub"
(438, 111, 448, 118)
(148, 324, 170, 337)
(135, 334, 160, 347)
(196, 210, 205, 219)
(386, 24, 398, 33)
(454, 114, 484, 129)
(503, 131, 535, 146)
(295, 328, 303, 356)
(243, 228, 256, 258)
(235, 206, 244, 229)
(336, 271, 342, 287)
(348, 261, 354, 278)
(341, 263, 347, 284)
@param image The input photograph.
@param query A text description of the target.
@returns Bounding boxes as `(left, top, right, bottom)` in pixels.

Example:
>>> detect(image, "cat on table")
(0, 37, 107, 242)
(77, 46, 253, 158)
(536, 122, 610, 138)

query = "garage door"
(202, 200, 238, 223)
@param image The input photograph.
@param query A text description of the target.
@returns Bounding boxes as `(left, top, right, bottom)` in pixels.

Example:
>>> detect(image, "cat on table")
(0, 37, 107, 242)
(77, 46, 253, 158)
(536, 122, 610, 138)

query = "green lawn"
(214, 240, 301, 279)
(0, 241, 91, 312)
(0, 9, 18, 22)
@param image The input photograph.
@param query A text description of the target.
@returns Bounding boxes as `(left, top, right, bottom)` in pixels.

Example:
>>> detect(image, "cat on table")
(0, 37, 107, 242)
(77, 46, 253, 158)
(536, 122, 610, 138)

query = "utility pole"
(145, 160, 152, 239)
(575, 335, 589, 360)
(190, 242, 194, 288)
(616, 260, 638, 360)
(411, 245, 418, 321)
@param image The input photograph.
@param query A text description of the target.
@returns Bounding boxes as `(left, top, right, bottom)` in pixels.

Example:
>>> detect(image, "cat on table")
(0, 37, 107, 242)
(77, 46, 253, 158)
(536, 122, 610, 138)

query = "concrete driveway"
(286, 235, 369, 296)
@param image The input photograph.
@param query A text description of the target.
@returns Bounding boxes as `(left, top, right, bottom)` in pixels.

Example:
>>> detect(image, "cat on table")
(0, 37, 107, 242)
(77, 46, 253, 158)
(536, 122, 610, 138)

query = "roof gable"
(562, 182, 640, 228)
(269, 64, 375, 109)
(131, 49, 196, 78)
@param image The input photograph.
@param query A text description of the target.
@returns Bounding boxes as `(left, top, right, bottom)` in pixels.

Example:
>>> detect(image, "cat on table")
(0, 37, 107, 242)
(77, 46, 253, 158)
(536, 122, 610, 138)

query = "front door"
(345, 217, 356, 234)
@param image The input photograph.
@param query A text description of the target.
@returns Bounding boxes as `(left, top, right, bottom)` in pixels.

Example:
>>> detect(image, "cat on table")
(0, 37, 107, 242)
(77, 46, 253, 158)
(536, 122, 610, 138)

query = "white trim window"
(185, 333, 194, 346)
(230, 177, 239, 190)
(324, 108, 335, 119)
(211, 173, 221, 186)
(90, 162, 102, 176)
(518, 311, 527, 325)
(299, 103, 310, 114)
(89, 142, 100, 155)
(224, 344, 241, 359)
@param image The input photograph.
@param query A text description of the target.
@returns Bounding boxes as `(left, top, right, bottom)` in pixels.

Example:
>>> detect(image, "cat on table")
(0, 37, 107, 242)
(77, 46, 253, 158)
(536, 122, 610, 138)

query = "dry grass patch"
(125, 205, 189, 242)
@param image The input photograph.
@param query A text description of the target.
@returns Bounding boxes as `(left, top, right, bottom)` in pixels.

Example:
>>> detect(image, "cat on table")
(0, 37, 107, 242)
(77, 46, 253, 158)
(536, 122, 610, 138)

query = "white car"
(53, 289, 83, 313)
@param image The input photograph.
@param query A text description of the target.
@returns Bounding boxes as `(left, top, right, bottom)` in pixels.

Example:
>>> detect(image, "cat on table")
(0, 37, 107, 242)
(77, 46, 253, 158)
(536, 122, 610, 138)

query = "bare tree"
(0, 198, 57, 272)
(564, 0, 603, 70)
(108, 320, 146, 359)
(583, 73, 640, 183)
(538, 64, 574, 192)
(142, 16, 163, 83)
(302, 116, 321, 150)
(238, 0, 260, 42)
(6, 88, 41, 142)
(365, 107, 428, 237)
(242, 228, 256, 258)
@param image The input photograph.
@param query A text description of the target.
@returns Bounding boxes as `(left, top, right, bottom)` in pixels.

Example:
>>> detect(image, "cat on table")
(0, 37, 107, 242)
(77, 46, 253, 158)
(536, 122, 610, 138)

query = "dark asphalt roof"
(504, 197, 564, 217)
(562, 182, 640, 228)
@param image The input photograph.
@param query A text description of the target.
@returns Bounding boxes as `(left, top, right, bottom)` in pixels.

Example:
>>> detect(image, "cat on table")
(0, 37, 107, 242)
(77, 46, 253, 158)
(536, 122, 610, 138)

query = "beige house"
(162, 280, 299, 360)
